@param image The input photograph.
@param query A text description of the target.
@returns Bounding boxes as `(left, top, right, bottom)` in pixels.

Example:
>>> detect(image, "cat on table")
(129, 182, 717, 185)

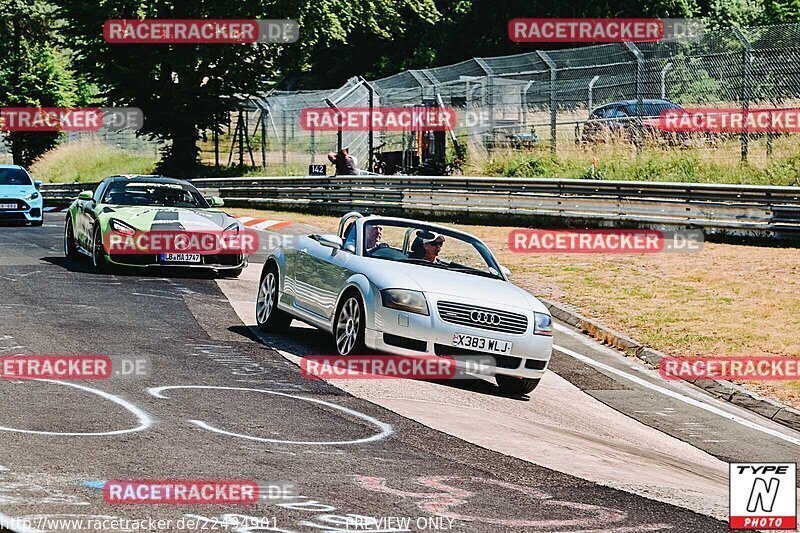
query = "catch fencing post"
(588, 75, 600, 111)
(624, 42, 644, 152)
(537, 50, 557, 155)
(360, 77, 375, 173)
(733, 26, 752, 163)
(661, 62, 673, 99)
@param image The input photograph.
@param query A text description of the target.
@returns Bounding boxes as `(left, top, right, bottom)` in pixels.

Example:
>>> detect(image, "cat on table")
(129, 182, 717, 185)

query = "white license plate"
(160, 253, 201, 263)
(452, 334, 512, 355)
(0, 203, 16, 210)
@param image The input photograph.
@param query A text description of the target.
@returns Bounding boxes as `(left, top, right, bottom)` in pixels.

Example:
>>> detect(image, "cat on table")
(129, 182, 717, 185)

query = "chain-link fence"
(204, 22, 800, 175)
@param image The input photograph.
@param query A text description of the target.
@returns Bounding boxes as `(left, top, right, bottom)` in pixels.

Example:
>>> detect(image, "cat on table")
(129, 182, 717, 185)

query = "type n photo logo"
(729, 463, 797, 530)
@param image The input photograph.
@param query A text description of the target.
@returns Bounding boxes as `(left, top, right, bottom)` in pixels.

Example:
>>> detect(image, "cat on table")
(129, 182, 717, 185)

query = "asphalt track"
(0, 215, 796, 532)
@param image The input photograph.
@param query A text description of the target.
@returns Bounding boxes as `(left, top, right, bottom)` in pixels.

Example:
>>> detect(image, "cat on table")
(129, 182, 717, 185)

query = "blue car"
(0, 165, 44, 226)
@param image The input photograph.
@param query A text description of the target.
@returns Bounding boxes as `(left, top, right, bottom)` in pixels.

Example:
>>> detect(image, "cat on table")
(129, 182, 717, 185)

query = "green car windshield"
(102, 181, 209, 208)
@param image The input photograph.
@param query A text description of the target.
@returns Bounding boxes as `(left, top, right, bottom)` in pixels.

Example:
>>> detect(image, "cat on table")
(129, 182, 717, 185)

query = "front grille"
(0, 212, 27, 221)
(434, 344, 522, 369)
(436, 301, 528, 335)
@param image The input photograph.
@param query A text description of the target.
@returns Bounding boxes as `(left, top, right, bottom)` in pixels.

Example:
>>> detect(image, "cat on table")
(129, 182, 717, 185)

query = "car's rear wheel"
(256, 265, 291, 332)
(334, 293, 366, 356)
(91, 226, 110, 273)
(496, 375, 540, 396)
(64, 217, 78, 259)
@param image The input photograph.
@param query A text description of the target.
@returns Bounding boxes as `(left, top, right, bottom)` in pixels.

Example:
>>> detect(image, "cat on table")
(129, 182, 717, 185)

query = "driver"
(420, 232, 446, 263)
(365, 224, 388, 254)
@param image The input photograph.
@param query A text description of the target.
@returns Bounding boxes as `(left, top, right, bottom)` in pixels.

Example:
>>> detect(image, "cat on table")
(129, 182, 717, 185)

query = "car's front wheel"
(91, 226, 110, 273)
(496, 375, 541, 396)
(334, 293, 366, 355)
(256, 265, 291, 332)
(64, 217, 78, 259)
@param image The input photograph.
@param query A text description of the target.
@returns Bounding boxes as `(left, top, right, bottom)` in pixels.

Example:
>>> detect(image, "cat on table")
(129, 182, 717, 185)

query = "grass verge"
(30, 140, 157, 183)
(230, 206, 800, 408)
(468, 138, 800, 186)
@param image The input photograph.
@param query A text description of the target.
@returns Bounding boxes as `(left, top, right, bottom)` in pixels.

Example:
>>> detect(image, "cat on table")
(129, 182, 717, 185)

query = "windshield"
(102, 181, 209, 208)
(362, 220, 503, 279)
(0, 168, 32, 186)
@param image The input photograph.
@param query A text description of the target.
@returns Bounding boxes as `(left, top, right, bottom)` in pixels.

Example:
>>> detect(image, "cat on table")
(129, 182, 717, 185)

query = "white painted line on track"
(0, 379, 154, 437)
(552, 333, 800, 447)
(148, 385, 394, 445)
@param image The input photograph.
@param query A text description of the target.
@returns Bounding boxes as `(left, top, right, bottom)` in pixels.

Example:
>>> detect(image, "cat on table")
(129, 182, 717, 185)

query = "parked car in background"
(581, 99, 687, 144)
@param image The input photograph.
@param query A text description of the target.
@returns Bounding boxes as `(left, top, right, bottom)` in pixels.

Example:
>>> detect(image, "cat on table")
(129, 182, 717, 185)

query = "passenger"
(409, 231, 445, 263)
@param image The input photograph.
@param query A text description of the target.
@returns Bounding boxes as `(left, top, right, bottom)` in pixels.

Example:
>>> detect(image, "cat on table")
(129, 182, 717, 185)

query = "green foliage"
(0, 0, 76, 167)
(56, 0, 437, 174)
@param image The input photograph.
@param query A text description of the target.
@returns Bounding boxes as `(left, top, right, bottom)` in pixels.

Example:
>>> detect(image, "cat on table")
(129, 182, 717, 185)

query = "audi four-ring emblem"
(470, 310, 501, 325)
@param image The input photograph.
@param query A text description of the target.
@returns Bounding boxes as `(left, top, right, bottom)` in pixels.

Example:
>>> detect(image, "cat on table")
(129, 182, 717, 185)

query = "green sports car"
(63, 175, 247, 276)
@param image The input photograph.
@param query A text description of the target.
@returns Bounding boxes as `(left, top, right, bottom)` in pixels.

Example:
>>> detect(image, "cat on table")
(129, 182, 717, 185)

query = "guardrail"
(41, 177, 800, 240)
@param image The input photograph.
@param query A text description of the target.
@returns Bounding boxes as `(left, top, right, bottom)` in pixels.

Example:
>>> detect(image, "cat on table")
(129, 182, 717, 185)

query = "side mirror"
(207, 196, 224, 207)
(318, 234, 343, 249)
(34, 180, 42, 190)
(500, 265, 512, 278)
(78, 190, 93, 200)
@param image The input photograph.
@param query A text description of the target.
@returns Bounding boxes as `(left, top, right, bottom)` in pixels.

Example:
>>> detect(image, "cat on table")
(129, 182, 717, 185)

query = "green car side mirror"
(207, 196, 224, 207)
(78, 191, 93, 200)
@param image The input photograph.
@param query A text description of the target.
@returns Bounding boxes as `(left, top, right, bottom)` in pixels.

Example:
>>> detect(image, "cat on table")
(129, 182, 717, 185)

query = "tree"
(0, 0, 75, 167)
(57, 0, 437, 174)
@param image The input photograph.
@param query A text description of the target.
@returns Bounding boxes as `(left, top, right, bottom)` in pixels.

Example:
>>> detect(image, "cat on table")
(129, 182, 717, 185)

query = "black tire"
(496, 375, 541, 396)
(256, 264, 291, 332)
(333, 292, 366, 355)
(91, 226, 110, 273)
(31, 219, 43, 227)
(64, 217, 79, 259)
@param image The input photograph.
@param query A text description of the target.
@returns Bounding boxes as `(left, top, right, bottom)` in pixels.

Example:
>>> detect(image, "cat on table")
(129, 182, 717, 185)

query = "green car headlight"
(109, 218, 136, 236)
(381, 289, 429, 315)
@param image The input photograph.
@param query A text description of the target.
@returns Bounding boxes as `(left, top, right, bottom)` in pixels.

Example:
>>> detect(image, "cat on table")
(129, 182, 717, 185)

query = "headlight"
(381, 289, 429, 315)
(223, 222, 240, 233)
(24, 191, 40, 201)
(109, 218, 136, 236)
(533, 312, 553, 336)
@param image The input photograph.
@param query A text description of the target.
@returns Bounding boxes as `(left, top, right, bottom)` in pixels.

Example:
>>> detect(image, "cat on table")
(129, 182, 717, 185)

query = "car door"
(292, 236, 355, 319)
(75, 182, 106, 249)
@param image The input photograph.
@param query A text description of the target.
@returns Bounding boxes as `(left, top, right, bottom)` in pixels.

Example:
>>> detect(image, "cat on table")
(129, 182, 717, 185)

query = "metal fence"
(207, 22, 800, 173)
(40, 176, 800, 241)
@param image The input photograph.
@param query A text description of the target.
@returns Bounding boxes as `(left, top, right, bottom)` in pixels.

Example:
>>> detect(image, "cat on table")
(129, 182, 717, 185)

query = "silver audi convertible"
(256, 212, 553, 395)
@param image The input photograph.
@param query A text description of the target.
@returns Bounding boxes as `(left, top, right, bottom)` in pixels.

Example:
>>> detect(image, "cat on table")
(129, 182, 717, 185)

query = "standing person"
(327, 147, 358, 175)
